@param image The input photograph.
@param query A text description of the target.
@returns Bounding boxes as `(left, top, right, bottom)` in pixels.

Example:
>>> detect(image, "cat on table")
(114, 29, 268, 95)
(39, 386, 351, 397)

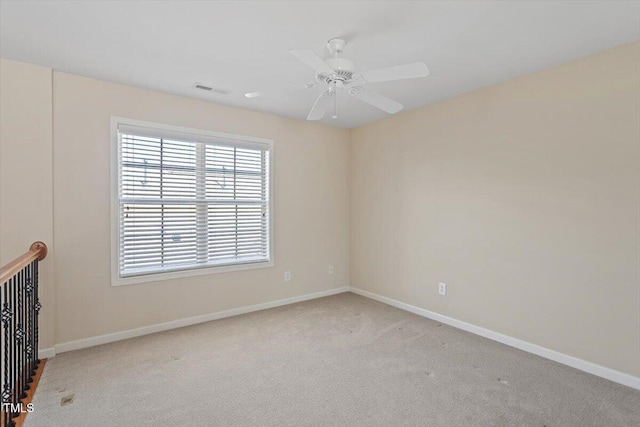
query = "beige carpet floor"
(25, 293, 640, 426)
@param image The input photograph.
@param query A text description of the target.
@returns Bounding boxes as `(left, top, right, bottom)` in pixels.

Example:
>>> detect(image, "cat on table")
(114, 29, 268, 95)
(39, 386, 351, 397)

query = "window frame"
(110, 117, 274, 286)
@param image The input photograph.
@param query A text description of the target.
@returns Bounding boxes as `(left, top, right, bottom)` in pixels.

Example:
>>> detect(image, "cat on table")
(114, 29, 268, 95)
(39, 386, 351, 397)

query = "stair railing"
(0, 242, 47, 427)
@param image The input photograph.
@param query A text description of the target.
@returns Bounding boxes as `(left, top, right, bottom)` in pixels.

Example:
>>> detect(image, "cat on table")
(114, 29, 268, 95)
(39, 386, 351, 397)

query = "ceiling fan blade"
(349, 86, 403, 114)
(307, 91, 332, 121)
(290, 49, 335, 75)
(360, 62, 429, 84)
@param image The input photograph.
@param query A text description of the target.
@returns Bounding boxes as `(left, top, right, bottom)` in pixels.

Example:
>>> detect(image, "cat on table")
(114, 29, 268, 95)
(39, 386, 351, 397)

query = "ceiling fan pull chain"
(332, 81, 338, 119)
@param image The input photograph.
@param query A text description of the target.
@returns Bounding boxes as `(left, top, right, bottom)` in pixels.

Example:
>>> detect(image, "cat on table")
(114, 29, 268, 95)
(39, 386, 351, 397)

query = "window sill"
(111, 260, 274, 286)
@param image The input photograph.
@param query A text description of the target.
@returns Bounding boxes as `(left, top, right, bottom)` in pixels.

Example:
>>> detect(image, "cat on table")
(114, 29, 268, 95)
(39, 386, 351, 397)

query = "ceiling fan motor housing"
(318, 57, 356, 85)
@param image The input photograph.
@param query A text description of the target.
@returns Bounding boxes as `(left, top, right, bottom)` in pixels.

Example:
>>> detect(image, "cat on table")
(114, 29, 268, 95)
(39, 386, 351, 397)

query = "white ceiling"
(1, 1, 638, 128)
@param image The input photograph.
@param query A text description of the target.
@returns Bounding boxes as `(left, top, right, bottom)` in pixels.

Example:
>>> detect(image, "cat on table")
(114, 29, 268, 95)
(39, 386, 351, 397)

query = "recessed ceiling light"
(245, 92, 262, 98)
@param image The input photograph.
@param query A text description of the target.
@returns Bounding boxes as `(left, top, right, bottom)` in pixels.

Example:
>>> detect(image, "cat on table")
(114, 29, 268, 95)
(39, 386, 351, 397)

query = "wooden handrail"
(0, 241, 47, 285)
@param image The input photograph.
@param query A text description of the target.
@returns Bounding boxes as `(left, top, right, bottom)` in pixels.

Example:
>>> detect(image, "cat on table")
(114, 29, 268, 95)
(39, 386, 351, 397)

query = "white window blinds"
(116, 123, 271, 278)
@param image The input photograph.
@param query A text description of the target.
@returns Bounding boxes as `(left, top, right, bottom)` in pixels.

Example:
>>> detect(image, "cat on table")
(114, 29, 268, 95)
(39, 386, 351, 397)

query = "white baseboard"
(38, 347, 56, 359)
(349, 286, 640, 391)
(54, 286, 350, 355)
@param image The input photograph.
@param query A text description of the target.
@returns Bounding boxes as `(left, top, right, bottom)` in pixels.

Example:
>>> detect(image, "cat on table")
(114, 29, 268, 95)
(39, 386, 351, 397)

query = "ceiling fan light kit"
(246, 38, 430, 121)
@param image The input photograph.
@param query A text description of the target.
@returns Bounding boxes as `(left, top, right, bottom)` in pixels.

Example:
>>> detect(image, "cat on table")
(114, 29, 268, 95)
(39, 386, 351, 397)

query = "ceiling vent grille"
(194, 83, 230, 95)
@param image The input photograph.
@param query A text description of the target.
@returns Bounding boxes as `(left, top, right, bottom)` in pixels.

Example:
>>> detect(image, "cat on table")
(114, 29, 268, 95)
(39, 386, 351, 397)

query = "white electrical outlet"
(328, 265, 334, 275)
(284, 271, 291, 282)
(438, 282, 447, 296)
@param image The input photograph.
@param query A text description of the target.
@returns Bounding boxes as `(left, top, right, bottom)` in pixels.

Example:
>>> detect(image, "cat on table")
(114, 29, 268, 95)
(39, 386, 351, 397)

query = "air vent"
(194, 83, 230, 95)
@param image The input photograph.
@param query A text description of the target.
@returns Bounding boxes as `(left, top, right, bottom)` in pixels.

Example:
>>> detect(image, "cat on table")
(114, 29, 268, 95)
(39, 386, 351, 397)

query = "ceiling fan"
(245, 38, 430, 121)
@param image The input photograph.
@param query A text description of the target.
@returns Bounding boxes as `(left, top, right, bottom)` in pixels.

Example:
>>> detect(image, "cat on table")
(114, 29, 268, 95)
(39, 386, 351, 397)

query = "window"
(111, 118, 272, 285)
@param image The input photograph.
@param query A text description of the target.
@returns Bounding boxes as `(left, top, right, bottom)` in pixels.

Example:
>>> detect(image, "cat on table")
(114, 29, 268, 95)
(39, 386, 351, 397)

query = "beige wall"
(0, 59, 55, 349)
(350, 42, 640, 376)
(52, 71, 350, 344)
